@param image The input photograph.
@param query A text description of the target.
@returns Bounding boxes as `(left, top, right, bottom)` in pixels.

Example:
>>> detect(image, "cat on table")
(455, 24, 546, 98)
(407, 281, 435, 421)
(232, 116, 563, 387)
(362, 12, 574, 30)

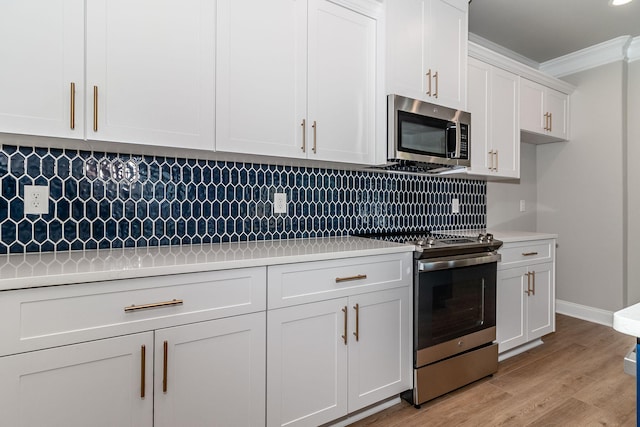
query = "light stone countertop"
(0, 236, 415, 292)
(488, 230, 558, 243)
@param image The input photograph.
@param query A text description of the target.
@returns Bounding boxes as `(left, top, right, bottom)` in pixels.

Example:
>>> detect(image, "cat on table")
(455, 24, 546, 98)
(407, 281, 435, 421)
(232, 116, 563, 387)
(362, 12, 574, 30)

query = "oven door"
(415, 253, 499, 366)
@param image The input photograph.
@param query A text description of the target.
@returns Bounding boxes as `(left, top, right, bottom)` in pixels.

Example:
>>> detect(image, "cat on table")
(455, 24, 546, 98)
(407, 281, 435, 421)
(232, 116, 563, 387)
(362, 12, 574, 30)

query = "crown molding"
(628, 37, 640, 63)
(468, 41, 576, 94)
(468, 33, 540, 69)
(539, 36, 632, 77)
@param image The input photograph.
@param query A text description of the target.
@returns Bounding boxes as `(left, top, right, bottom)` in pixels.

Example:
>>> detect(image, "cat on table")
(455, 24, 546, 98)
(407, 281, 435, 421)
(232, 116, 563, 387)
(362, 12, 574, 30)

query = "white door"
(0, 0, 84, 139)
(267, 299, 348, 427)
(467, 57, 491, 175)
(490, 66, 519, 178)
(496, 267, 528, 353)
(86, 0, 215, 150)
(348, 287, 411, 412)
(216, 0, 307, 158)
(154, 313, 266, 427)
(519, 78, 546, 134)
(526, 262, 555, 340)
(0, 333, 153, 427)
(425, 0, 467, 110)
(546, 88, 568, 141)
(385, 0, 426, 101)
(307, 0, 376, 164)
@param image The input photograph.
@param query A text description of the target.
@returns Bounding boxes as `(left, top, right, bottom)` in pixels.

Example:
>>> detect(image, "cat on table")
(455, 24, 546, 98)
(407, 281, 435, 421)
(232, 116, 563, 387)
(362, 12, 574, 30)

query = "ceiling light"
(609, 0, 632, 6)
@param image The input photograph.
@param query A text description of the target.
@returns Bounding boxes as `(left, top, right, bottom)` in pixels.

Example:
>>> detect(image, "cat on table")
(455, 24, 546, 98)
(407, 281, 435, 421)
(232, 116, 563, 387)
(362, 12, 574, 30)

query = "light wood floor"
(350, 314, 637, 426)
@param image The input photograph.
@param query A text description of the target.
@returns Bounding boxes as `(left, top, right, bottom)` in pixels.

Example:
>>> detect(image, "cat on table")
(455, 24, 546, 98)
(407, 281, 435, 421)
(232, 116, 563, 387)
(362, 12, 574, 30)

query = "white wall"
(537, 62, 626, 312)
(627, 60, 640, 305)
(486, 142, 537, 232)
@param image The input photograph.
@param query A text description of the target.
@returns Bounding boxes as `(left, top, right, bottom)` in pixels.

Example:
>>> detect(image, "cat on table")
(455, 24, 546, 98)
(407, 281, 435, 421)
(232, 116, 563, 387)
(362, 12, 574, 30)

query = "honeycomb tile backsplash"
(0, 145, 486, 254)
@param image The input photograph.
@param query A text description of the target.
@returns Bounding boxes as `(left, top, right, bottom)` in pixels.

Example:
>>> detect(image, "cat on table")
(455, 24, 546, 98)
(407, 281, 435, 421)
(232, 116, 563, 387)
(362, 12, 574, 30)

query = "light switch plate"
(24, 185, 50, 215)
(451, 198, 460, 214)
(520, 199, 526, 212)
(274, 193, 287, 214)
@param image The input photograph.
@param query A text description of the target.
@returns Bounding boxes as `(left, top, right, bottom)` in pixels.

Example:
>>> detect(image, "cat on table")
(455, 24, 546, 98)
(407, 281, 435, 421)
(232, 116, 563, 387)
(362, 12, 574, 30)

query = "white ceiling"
(468, 0, 640, 64)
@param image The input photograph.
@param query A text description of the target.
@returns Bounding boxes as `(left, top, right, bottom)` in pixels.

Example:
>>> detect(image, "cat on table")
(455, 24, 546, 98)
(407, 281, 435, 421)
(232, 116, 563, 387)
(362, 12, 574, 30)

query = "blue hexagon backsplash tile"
(0, 144, 486, 253)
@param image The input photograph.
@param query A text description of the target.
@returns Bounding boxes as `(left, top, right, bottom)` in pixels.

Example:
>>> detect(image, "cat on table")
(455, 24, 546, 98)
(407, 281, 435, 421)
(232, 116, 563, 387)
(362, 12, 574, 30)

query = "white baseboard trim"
(328, 396, 401, 427)
(498, 339, 544, 362)
(556, 299, 614, 327)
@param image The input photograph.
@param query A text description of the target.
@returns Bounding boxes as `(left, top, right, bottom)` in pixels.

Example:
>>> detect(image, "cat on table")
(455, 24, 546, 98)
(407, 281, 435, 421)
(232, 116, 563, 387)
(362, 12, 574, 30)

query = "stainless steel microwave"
(388, 95, 471, 168)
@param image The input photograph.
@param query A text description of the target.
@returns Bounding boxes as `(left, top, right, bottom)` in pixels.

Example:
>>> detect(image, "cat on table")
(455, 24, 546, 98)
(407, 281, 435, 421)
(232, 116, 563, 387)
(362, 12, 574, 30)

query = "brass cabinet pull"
(494, 150, 498, 171)
(549, 113, 552, 132)
(312, 120, 317, 154)
(163, 340, 169, 393)
(522, 252, 538, 256)
(433, 71, 439, 98)
(301, 119, 306, 152)
(140, 345, 146, 398)
(544, 112, 551, 131)
(124, 299, 183, 312)
(524, 272, 532, 296)
(70, 82, 76, 130)
(335, 274, 367, 283)
(426, 69, 432, 96)
(488, 150, 493, 170)
(93, 85, 98, 132)
(531, 271, 536, 296)
(341, 306, 348, 345)
(353, 303, 360, 341)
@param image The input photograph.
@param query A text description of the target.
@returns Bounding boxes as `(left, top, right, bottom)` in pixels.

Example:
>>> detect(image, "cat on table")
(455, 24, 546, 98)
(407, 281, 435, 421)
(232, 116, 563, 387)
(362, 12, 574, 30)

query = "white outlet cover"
(24, 185, 50, 215)
(274, 193, 287, 214)
(451, 198, 460, 214)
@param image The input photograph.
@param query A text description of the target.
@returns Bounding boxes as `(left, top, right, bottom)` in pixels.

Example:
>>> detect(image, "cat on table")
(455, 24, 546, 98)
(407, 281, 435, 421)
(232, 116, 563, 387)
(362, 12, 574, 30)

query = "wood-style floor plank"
(349, 314, 636, 426)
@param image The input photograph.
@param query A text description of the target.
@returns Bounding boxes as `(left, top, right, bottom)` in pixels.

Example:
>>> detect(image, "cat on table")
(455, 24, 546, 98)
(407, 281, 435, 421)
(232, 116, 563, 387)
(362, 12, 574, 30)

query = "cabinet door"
(0, 0, 84, 139)
(467, 57, 491, 175)
(154, 312, 266, 427)
(216, 0, 307, 158)
(0, 333, 153, 427)
(86, 0, 215, 150)
(496, 267, 528, 353)
(546, 88, 568, 141)
(519, 78, 545, 135)
(307, 0, 376, 164)
(348, 287, 411, 412)
(526, 262, 555, 340)
(385, 0, 426, 101)
(425, 0, 468, 110)
(490, 66, 520, 178)
(267, 299, 348, 427)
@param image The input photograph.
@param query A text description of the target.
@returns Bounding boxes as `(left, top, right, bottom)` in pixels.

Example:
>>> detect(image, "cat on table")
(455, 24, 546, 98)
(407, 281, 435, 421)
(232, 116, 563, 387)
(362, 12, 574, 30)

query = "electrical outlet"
(274, 193, 287, 214)
(451, 198, 460, 214)
(24, 185, 50, 215)
(520, 199, 526, 212)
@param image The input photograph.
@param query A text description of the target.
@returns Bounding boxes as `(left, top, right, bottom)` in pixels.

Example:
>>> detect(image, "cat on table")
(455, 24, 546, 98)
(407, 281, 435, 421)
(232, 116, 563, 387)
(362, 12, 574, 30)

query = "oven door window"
(417, 262, 497, 350)
(398, 110, 455, 157)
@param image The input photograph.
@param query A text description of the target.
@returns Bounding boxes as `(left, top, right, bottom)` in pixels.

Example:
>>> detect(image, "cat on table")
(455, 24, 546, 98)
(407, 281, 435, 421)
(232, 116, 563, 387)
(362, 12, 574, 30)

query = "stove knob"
(477, 233, 486, 243)
(486, 233, 494, 242)
(426, 235, 435, 245)
(415, 239, 425, 246)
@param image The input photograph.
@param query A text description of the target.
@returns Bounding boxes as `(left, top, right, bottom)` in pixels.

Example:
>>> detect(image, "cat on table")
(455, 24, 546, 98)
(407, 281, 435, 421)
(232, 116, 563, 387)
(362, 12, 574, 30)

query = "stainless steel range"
(357, 230, 502, 406)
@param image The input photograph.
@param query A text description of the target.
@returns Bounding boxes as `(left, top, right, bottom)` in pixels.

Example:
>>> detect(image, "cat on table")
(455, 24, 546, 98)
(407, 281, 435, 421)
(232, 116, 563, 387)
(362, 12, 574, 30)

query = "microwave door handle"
(455, 121, 462, 159)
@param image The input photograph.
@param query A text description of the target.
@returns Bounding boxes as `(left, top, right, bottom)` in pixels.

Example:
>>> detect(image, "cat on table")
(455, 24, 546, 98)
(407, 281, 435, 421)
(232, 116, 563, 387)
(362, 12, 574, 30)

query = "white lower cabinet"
(496, 239, 556, 355)
(0, 333, 154, 427)
(266, 253, 413, 427)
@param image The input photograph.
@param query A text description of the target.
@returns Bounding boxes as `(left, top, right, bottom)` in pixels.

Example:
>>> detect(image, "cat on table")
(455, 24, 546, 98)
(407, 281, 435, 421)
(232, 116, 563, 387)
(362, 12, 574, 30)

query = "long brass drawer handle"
(353, 303, 360, 341)
(531, 271, 536, 296)
(524, 272, 532, 296)
(341, 306, 348, 345)
(335, 274, 367, 283)
(70, 82, 76, 130)
(163, 340, 169, 393)
(93, 85, 98, 132)
(301, 119, 306, 152)
(522, 252, 539, 256)
(140, 345, 146, 398)
(124, 299, 184, 312)
(433, 70, 439, 98)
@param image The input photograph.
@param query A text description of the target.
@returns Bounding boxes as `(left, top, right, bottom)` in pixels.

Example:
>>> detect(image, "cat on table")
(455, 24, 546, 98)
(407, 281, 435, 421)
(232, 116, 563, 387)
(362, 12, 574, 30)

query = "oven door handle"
(417, 252, 501, 272)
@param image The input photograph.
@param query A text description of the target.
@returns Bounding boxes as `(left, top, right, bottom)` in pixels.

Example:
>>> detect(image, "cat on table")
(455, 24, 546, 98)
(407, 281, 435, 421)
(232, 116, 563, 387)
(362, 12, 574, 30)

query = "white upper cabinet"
(217, 0, 380, 165)
(86, 0, 215, 151)
(520, 78, 569, 143)
(0, 0, 85, 139)
(467, 58, 519, 178)
(386, 0, 468, 110)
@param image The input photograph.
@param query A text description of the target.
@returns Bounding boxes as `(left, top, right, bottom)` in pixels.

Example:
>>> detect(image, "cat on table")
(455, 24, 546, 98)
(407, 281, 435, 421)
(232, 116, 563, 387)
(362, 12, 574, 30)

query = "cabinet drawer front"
(0, 268, 266, 356)
(499, 240, 554, 268)
(268, 253, 412, 308)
